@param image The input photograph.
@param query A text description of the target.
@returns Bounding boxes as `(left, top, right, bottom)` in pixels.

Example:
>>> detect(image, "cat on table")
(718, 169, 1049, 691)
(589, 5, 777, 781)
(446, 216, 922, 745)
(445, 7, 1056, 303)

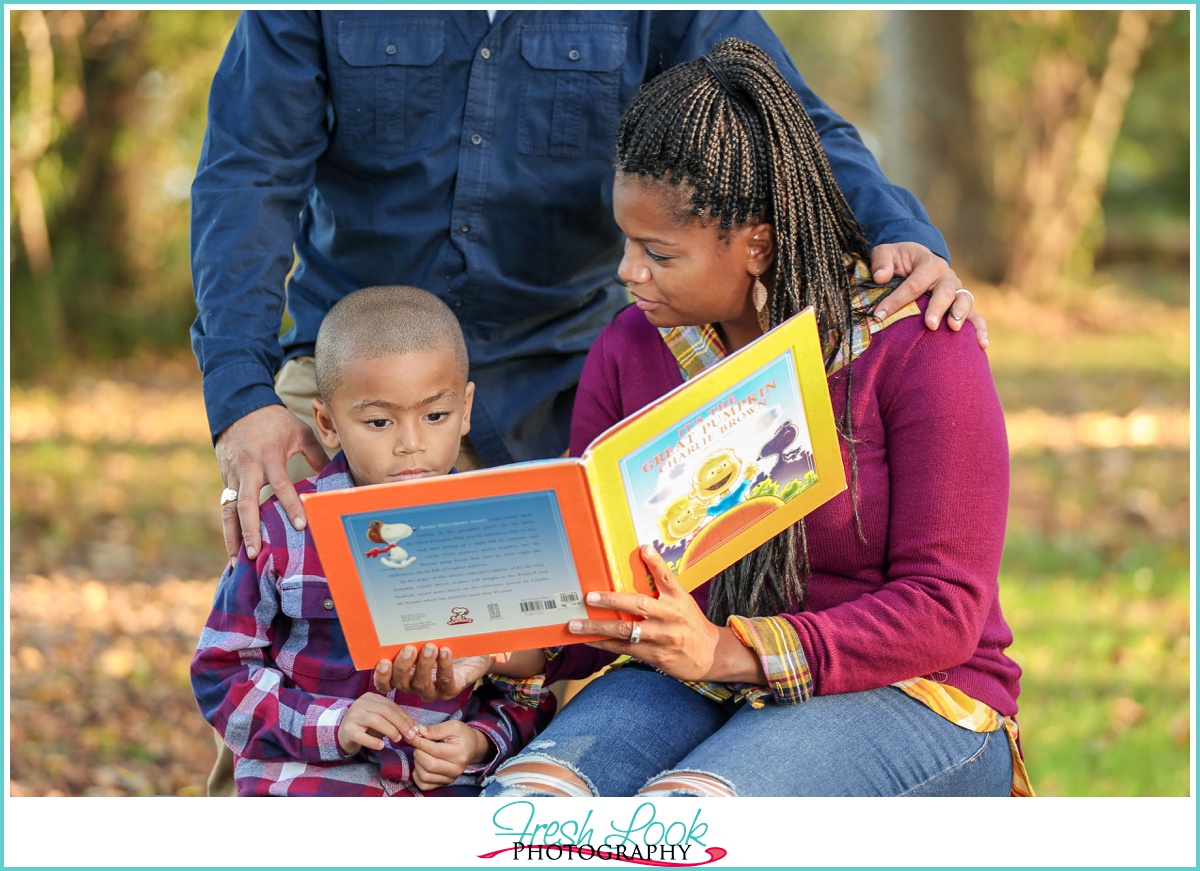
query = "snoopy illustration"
(364, 520, 417, 569)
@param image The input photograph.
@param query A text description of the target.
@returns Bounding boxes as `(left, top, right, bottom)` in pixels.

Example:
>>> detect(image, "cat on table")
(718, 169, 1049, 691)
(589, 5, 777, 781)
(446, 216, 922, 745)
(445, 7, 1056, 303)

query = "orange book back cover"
(303, 460, 620, 668)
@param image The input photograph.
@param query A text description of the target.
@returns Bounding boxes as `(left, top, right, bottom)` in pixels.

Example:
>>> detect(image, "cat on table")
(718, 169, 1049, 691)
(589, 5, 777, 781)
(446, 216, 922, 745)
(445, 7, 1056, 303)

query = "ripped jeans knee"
(637, 769, 737, 797)
(482, 745, 598, 798)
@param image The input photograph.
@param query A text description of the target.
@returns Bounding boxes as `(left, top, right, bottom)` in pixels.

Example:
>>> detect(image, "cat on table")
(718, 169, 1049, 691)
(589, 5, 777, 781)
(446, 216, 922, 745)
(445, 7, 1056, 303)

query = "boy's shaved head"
(315, 285, 469, 402)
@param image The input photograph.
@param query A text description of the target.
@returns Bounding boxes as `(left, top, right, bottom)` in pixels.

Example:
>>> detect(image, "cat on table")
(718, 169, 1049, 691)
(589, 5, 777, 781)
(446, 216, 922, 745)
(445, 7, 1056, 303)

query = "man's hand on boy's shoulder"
(337, 694, 420, 756)
(217, 404, 330, 562)
(375, 644, 493, 701)
(410, 720, 493, 791)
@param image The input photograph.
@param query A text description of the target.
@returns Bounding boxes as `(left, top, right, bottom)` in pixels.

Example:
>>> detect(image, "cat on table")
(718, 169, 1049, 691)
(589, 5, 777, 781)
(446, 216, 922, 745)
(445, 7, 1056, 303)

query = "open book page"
(583, 307, 845, 594)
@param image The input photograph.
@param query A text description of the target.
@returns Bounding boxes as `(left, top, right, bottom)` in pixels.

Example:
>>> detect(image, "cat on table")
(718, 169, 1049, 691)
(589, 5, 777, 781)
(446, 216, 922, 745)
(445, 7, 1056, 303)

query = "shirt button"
(568, 49, 580, 61)
(322, 598, 335, 611)
(459, 223, 471, 234)
(470, 133, 483, 146)
(480, 47, 491, 60)
(385, 43, 397, 56)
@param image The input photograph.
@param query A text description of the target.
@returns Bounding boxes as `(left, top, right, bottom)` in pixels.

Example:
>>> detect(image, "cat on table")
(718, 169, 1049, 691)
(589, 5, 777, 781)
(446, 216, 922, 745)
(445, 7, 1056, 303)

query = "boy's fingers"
(381, 706, 420, 742)
(408, 732, 431, 751)
(435, 649, 458, 694)
(344, 723, 385, 751)
(359, 711, 402, 743)
(408, 644, 441, 696)
(414, 748, 458, 778)
(413, 763, 451, 791)
(390, 646, 418, 690)
(374, 659, 392, 694)
(359, 697, 419, 742)
(417, 720, 457, 741)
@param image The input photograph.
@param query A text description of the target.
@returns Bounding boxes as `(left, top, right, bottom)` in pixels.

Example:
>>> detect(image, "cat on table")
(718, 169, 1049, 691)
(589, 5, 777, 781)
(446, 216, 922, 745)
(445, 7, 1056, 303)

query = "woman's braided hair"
(615, 37, 894, 624)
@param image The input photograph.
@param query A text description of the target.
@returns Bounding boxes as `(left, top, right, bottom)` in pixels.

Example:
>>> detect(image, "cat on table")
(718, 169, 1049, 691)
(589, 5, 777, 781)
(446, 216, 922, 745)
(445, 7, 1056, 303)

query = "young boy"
(191, 285, 551, 796)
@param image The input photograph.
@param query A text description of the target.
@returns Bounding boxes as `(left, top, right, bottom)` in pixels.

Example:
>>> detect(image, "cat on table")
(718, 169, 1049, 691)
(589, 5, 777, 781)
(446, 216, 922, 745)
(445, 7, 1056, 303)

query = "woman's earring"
(753, 271, 770, 332)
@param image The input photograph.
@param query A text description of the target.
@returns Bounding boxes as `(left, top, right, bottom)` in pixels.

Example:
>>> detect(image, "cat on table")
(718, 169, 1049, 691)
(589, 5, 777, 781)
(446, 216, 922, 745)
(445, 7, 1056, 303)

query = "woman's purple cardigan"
(546, 302, 1021, 718)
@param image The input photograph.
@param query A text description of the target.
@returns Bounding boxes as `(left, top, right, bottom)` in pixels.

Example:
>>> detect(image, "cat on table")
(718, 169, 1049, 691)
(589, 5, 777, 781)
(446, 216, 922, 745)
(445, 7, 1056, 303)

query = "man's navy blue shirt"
(191, 10, 946, 467)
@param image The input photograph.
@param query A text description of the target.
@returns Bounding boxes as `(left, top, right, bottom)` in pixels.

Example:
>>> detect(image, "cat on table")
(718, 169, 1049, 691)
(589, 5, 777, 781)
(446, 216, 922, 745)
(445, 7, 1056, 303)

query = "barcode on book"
(487, 603, 501, 619)
(557, 591, 583, 607)
(519, 598, 557, 613)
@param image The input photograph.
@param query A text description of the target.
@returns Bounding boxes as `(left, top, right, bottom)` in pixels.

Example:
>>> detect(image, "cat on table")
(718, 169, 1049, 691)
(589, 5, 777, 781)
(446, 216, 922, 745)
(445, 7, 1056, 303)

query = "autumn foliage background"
(6, 9, 1193, 797)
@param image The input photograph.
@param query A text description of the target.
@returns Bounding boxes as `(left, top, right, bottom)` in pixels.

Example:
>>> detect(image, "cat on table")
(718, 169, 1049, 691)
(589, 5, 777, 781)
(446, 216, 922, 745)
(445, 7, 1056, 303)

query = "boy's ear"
(460, 382, 475, 437)
(312, 398, 342, 451)
(746, 223, 776, 274)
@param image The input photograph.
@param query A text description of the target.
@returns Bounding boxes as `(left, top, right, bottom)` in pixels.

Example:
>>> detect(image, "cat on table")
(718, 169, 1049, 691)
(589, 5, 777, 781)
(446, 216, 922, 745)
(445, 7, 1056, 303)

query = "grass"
(987, 270, 1192, 796)
(6, 270, 1193, 796)
(1002, 543, 1190, 796)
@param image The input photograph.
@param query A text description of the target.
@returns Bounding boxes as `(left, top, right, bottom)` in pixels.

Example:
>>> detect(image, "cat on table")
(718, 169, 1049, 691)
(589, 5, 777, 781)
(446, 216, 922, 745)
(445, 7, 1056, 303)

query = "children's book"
(303, 307, 846, 667)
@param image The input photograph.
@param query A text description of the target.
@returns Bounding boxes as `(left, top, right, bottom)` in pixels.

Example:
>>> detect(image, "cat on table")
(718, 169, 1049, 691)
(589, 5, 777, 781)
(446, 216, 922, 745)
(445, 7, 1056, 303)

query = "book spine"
(581, 452, 632, 597)
(593, 500, 631, 595)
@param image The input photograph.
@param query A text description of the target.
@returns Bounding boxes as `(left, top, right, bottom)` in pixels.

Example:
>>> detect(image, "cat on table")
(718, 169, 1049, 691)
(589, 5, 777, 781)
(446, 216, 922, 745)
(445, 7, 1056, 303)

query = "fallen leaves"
(9, 571, 218, 796)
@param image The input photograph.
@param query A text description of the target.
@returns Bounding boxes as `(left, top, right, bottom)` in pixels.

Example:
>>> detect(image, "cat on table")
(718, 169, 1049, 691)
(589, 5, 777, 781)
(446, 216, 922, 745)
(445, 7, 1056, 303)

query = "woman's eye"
(645, 247, 671, 263)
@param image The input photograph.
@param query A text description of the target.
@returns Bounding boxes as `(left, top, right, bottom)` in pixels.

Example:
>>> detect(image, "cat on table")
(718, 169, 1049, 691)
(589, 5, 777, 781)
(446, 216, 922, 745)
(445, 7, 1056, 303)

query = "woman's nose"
(617, 248, 650, 286)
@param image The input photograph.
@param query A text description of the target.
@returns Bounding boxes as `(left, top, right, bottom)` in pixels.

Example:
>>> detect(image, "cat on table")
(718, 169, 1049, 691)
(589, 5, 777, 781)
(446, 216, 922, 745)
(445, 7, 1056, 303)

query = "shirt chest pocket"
(333, 19, 445, 154)
(517, 24, 627, 159)
(278, 578, 359, 684)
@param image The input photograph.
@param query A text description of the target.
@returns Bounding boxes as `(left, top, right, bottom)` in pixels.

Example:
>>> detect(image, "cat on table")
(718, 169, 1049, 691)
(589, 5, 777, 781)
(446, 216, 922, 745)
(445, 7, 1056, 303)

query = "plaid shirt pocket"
(277, 578, 360, 690)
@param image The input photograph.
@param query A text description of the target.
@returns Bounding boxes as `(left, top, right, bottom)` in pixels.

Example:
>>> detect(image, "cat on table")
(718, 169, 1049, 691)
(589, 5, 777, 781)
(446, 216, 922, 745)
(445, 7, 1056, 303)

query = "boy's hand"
(410, 720, 492, 791)
(337, 694, 420, 755)
(374, 644, 493, 701)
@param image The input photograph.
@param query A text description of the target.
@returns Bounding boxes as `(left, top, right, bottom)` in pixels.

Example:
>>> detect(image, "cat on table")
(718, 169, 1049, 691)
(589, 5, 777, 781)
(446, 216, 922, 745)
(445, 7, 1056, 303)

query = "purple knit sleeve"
(787, 318, 1010, 697)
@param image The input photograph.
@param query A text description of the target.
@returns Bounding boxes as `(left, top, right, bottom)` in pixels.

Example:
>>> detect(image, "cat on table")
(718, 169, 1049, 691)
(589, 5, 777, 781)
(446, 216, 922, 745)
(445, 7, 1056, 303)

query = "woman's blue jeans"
(482, 666, 1013, 797)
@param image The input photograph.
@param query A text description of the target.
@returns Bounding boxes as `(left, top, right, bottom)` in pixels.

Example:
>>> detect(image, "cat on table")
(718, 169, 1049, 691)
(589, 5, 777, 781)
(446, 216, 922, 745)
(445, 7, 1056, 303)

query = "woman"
(384, 38, 1029, 797)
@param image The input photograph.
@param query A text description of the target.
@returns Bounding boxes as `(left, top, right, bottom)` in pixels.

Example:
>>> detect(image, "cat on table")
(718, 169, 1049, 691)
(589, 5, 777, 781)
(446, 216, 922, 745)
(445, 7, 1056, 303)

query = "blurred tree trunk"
(876, 11, 1002, 281)
(9, 10, 151, 375)
(1005, 9, 1165, 295)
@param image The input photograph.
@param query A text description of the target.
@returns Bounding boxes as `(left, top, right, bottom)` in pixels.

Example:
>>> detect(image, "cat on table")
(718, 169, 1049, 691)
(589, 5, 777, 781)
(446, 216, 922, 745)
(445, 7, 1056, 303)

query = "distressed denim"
(483, 666, 1013, 797)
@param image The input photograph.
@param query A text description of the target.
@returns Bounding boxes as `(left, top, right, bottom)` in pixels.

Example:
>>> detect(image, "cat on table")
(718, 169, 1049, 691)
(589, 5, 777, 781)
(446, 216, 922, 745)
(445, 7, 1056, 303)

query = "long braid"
(616, 38, 894, 624)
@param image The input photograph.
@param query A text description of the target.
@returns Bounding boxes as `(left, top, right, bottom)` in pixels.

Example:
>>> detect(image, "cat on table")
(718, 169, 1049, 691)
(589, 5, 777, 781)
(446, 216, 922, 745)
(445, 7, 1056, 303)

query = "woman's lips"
(633, 295, 662, 311)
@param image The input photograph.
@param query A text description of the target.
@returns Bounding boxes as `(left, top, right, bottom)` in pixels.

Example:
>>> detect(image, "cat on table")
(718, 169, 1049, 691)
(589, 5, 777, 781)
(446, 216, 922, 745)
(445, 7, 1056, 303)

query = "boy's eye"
(425, 411, 449, 423)
(366, 418, 391, 429)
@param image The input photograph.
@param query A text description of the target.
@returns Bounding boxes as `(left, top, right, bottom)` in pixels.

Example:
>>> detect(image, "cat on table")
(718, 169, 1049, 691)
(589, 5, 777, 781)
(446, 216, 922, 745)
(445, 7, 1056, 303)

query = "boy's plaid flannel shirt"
(191, 453, 552, 796)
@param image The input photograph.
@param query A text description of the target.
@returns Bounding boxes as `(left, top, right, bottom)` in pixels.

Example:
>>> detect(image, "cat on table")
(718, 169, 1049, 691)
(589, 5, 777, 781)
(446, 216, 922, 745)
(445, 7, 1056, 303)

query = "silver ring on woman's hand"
(954, 288, 975, 304)
(628, 622, 642, 644)
(220, 487, 239, 507)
